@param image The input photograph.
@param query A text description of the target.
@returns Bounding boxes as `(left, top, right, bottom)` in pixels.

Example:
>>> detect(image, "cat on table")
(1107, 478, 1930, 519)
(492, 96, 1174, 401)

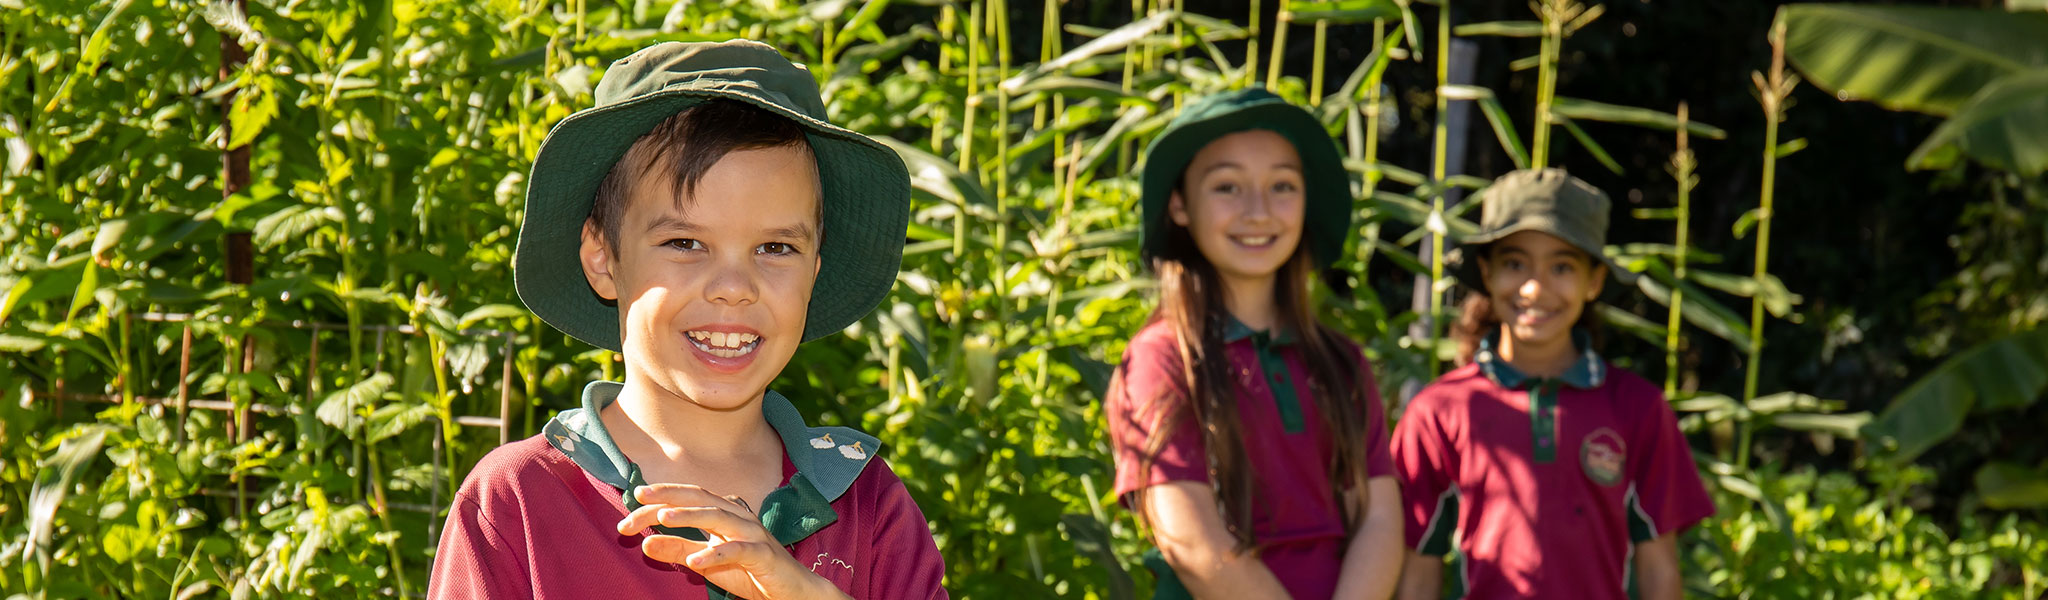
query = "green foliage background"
(1, 0, 2045, 598)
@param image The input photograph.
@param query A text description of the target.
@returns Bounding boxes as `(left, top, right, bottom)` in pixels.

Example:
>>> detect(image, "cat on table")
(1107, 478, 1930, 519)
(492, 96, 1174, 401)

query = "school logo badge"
(1580, 428, 1627, 487)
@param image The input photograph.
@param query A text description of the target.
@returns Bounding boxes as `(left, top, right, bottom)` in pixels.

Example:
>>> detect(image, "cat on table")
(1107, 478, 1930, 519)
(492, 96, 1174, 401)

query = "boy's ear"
(1168, 190, 1191, 227)
(580, 220, 620, 301)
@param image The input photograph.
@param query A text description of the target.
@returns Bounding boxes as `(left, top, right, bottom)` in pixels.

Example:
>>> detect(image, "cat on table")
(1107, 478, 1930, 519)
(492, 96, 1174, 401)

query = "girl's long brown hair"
(1124, 199, 1375, 551)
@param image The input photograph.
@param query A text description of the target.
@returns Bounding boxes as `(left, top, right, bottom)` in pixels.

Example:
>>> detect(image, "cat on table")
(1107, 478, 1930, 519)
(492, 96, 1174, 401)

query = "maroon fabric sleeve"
(1390, 387, 1459, 552)
(428, 460, 535, 599)
(1106, 326, 1210, 503)
(1626, 380, 1716, 540)
(861, 459, 950, 599)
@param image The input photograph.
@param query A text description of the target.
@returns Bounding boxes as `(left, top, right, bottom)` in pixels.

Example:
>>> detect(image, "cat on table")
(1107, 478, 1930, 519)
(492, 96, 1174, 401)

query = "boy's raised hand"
(618, 484, 852, 600)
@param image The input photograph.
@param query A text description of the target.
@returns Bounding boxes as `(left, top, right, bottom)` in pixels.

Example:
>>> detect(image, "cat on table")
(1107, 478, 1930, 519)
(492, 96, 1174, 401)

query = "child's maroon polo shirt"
(1107, 319, 1395, 600)
(427, 381, 947, 599)
(1392, 335, 1714, 599)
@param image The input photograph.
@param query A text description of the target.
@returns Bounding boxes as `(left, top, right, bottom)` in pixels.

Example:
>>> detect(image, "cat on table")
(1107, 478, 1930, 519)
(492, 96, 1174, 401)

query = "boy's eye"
(1553, 262, 1578, 275)
(663, 238, 704, 251)
(758, 242, 799, 256)
(1210, 182, 1240, 194)
(1502, 258, 1525, 271)
(1273, 181, 1301, 193)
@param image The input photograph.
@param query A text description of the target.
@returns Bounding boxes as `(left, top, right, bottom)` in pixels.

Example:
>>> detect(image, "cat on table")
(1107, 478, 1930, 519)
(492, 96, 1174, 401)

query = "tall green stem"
(1741, 21, 1794, 469)
(1427, 4, 1451, 378)
(1665, 103, 1694, 397)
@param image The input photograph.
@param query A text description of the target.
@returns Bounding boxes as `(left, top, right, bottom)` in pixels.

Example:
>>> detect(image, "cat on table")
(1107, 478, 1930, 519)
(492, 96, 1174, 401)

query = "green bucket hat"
(1138, 87, 1351, 267)
(513, 40, 911, 352)
(1447, 168, 1638, 292)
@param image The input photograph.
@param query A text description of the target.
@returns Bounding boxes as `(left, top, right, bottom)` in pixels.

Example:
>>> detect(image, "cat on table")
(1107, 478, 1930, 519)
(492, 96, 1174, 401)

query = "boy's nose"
(703, 261, 761, 306)
(1518, 276, 1543, 300)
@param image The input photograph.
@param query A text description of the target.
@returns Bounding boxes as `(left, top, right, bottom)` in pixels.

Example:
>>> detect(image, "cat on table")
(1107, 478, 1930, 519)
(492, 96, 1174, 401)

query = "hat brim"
(1138, 99, 1351, 267)
(514, 90, 911, 352)
(1448, 222, 1640, 293)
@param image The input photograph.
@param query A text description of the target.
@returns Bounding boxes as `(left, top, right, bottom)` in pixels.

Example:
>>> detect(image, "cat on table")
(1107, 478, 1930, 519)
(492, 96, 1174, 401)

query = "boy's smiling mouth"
(682, 325, 765, 373)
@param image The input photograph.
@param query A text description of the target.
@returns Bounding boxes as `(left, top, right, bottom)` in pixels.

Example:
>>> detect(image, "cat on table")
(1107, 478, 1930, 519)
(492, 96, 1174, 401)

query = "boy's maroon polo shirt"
(1107, 319, 1395, 600)
(427, 381, 947, 599)
(1392, 335, 1714, 599)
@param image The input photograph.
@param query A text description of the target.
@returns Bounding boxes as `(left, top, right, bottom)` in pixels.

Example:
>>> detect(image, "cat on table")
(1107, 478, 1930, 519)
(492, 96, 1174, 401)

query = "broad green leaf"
(100, 524, 148, 563)
(1634, 258, 1756, 352)
(1550, 97, 1728, 139)
(1864, 327, 2048, 464)
(878, 136, 994, 208)
(1597, 304, 1665, 347)
(1285, 0, 1402, 24)
(366, 403, 436, 443)
(1905, 70, 2048, 176)
(317, 372, 395, 432)
(1779, 4, 2048, 116)
(226, 80, 278, 150)
(1976, 462, 2048, 509)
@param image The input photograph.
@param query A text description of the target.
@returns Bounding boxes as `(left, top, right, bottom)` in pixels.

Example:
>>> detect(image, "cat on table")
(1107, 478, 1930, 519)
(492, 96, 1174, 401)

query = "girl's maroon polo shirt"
(1107, 319, 1395, 600)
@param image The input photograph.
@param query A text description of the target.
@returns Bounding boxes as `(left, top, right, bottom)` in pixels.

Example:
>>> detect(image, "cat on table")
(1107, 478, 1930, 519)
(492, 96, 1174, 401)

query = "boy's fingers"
(634, 483, 746, 514)
(683, 540, 778, 571)
(619, 505, 761, 541)
(640, 533, 709, 565)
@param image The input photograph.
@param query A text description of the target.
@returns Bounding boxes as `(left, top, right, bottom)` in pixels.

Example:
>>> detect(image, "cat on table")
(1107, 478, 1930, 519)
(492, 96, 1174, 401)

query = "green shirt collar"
(1475, 329, 1605, 390)
(541, 380, 881, 546)
(1221, 315, 1297, 345)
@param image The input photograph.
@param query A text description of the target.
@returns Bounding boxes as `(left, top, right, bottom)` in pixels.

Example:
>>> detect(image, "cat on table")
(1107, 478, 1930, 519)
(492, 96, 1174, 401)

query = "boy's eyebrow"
(643, 214, 702, 234)
(768, 222, 818, 241)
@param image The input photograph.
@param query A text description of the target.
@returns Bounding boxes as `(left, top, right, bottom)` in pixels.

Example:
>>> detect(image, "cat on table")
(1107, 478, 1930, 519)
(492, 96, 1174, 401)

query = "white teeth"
(1234, 235, 1275, 246)
(686, 330, 762, 357)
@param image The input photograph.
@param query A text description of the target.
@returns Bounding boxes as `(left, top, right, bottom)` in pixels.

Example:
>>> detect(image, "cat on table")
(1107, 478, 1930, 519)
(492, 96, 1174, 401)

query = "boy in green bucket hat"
(1106, 87, 1404, 600)
(428, 40, 946, 600)
(1392, 168, 1712, 600)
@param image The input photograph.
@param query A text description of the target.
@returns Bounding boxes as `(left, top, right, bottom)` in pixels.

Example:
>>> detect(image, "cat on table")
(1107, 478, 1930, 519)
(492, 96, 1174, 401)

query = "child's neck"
(1495, 325, 1577, 379)
(1220, 274, 1280, 333)
(603, 375, 785, 485)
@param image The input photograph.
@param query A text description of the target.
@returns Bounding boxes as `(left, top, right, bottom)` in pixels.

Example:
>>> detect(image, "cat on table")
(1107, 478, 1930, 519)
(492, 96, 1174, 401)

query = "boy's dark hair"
(587, 99, 817, 248)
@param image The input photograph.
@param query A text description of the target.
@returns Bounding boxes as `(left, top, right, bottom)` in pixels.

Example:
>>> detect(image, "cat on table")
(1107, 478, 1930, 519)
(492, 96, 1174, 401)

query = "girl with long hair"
(1105, 88, 1404, 600)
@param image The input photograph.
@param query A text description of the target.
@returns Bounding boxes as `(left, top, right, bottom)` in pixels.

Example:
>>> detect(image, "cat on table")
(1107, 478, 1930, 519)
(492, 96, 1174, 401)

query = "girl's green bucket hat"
(1446, 168, 1639, 292)
(513, 40, 911, 352)
(1139, 87, 1351, 267)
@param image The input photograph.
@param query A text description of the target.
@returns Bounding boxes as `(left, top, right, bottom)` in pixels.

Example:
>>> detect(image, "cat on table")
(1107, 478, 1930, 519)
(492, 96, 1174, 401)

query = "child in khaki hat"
(1393, 168, 1713, 600)
(427, 40, 945, 600)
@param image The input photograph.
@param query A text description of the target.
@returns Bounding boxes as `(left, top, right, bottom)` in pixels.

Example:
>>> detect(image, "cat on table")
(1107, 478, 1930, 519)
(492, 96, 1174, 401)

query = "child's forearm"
(1394, 551, 1442, 600)
(1332, 477, 1404, 600)
(1162, 546, 1293, 599)
(1632, 534, 1684, 600)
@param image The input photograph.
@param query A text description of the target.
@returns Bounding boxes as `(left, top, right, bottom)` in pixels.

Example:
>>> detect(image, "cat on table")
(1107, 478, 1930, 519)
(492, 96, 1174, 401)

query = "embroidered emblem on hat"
(838, 441, 867, 460)
(1581, 427, 1627, 487)
(810, 434, 835, 449)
